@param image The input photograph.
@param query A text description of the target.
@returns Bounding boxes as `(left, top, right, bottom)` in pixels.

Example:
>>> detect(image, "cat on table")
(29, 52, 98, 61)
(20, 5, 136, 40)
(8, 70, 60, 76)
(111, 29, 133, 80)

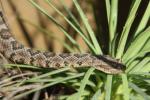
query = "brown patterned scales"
(0, 11, 125, 74)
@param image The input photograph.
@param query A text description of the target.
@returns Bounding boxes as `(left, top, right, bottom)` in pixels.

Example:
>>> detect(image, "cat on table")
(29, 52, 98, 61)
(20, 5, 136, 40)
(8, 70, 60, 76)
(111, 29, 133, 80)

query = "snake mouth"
(94, 55, 126, 74)
(94, 64, 124, 74)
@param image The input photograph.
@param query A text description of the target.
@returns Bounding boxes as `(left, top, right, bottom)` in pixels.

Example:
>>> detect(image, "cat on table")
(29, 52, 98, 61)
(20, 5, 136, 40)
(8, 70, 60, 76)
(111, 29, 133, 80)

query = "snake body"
(0, 11, 125, 74)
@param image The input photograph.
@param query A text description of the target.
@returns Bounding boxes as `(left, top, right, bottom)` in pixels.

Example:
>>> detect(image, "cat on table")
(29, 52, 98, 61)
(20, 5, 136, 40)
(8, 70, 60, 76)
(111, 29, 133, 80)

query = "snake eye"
(117, 63, 126, 70)
(55, 63, 61, 68)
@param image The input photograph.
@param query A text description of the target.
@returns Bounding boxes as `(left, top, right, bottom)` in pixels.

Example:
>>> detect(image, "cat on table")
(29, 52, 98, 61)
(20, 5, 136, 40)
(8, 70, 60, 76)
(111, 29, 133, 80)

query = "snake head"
(95, 55, 126, 74)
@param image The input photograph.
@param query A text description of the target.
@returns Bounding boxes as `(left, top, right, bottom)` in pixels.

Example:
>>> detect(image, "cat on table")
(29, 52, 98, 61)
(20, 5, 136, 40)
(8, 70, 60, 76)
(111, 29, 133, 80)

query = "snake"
(0, 10, 125, 74)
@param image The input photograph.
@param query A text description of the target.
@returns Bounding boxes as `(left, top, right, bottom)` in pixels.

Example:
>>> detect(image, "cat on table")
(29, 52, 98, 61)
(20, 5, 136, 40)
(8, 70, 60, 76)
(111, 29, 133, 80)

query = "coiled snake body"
(0, 11, 125, 74)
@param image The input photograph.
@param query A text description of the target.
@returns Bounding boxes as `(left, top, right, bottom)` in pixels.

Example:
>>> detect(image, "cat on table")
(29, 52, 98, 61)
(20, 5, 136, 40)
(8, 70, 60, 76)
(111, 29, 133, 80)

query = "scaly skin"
(0, 11, 125, 74)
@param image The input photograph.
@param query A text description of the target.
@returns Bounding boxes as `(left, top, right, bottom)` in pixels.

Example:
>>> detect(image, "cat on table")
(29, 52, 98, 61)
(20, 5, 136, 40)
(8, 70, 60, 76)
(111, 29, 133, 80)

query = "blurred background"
(1, 0, 96, 53)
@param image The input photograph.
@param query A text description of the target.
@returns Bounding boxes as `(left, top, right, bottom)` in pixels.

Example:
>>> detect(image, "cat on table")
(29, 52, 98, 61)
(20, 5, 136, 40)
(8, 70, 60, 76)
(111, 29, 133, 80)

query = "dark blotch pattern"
(11, 41, 24, 50)
(30, 57, 35, 65)
(27, 49, 40, 56)
(9, 52, 16, 61)
(74, 54, 88, 58)
(0, 29, 12, 39)
(15, 58, 24, 64)
(43, 52, 56, 58)
(55, 63, 61, 67)
(59, 53, 71, 59)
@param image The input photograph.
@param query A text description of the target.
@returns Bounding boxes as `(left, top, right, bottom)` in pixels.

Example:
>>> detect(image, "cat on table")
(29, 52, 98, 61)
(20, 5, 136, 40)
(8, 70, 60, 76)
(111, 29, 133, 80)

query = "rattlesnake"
(0, 11, 125, 74)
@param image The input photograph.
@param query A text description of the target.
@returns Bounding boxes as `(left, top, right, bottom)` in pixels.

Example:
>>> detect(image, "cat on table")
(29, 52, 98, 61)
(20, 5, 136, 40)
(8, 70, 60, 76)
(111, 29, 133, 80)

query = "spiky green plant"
(2, 0, 150, 100)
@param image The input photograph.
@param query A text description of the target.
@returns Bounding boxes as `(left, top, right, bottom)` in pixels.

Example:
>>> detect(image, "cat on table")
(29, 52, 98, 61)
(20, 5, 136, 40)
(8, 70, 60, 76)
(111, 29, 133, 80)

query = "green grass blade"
(129, 82, 150, 100)
(0, 73, 34, 85)
(91, 88, 101, 100)
(72, 0, 102, 54)
(4, 64, 41, 69)
(105, 0, 110, 23)
(59, 0, 83, 32)
(23, 19, 76, 52)
(129, 57, 150, 73)
(126, 60, 140, 73)
(141, 62, 150, 72)
(28, 0, 79, 49)
(125, 47, 150, 69)
(123, 26, 150, 63)
(116, 0, 142, 58)
(109, 0, 118, 53)
(75, 68, 95, 100)
(105, 75, 112, 100)
(141, 38, 150, 51)
(134, 1, 150, 37)
(122, 74, 129, 100)
(45, 0, 97, 53)
(25, 67, 70, 82)
(13, 73, 84, 100)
